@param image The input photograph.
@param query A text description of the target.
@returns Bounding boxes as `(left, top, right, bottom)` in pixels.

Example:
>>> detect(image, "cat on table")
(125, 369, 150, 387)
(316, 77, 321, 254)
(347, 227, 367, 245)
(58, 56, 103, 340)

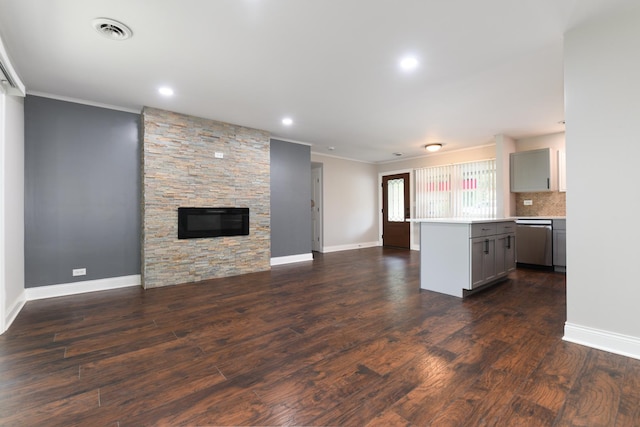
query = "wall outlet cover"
(72, 268, 87, 276)
(524, 200, 533, 206)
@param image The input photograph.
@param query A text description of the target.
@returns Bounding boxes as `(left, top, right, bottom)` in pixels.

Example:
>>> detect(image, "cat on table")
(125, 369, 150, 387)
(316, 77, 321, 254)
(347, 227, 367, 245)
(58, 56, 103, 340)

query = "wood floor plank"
(616, 359, 640, 426)
(1, 248, 639, 426)
(555, 350, 628, 426)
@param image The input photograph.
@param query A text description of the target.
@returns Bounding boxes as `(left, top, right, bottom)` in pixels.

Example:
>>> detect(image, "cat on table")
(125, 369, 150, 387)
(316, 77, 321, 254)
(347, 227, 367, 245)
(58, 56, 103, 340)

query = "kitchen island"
(411, 218, 517, 297)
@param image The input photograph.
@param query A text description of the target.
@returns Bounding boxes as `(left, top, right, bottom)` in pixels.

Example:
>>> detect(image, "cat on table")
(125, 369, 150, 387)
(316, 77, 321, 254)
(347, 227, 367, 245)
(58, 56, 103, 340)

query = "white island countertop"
(409, 218, 517, 224)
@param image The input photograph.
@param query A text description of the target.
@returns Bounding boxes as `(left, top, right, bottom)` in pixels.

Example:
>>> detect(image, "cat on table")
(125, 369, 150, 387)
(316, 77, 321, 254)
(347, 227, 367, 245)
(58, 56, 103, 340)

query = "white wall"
(495, 135, 516, 218)
(378, 144, 499, 246)
(563, 6, 640, 359)
(377, 144, 496, 173)
(1, 93, 26, 333)
(516, 131, 565, 152)
(311, 153, 379, 251)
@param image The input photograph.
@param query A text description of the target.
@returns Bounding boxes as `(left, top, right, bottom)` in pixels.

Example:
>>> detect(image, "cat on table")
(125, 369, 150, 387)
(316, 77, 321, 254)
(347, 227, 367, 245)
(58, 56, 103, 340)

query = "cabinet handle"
(547, 178, 550, 189)
(484, 239, 489, 254)
(507, 235, 511, 249)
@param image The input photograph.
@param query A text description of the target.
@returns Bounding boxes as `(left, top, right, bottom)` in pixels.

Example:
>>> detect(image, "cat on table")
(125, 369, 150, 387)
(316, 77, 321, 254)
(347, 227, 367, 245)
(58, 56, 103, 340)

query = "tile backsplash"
(516, 191, 566, 217)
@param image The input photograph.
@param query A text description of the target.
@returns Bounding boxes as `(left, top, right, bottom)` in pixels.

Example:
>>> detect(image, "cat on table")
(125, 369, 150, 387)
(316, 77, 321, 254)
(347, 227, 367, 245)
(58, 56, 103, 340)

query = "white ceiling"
(0, 0, 636, 163)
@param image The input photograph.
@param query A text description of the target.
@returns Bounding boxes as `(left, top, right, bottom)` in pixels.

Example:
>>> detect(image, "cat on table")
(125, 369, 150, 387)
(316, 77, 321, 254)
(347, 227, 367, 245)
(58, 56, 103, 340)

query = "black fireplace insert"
(178, 207, 249, 239)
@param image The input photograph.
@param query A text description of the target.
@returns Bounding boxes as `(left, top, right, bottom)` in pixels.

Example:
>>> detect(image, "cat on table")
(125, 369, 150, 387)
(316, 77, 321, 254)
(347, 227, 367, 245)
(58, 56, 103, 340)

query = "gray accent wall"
(270, 139, 311, 258)
(24, 96, 141, 287)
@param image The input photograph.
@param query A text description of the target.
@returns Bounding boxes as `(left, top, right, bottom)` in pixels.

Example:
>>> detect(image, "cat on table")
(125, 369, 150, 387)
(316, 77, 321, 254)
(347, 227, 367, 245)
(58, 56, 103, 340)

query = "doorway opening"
(311, 163, 323, 252)
(381, 172, 411, 249)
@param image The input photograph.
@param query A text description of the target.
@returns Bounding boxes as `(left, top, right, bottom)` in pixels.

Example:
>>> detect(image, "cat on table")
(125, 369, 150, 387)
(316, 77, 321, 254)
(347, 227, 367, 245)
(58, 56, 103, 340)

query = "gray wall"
(24, 96, 140, 287)
(270, 139, 311, 257)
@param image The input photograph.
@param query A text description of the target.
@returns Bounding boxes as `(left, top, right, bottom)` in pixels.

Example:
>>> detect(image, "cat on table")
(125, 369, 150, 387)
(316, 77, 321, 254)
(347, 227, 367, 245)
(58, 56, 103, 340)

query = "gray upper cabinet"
(510, 148, 555, 192)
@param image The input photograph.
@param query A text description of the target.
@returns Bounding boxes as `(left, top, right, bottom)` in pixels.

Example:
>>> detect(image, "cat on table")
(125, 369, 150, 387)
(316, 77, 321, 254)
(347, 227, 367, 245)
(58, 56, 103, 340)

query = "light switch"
(214, 152, 224, 159)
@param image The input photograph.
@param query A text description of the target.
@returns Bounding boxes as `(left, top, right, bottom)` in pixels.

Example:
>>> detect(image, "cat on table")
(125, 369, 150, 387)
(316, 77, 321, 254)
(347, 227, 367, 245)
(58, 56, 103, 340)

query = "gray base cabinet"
(553, 219, 566, 270)
(418, 220, 516, 298)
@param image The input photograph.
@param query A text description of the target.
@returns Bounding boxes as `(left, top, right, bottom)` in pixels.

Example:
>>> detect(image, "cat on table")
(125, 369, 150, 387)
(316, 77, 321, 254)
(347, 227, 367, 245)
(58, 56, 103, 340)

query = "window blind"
(415, 159, 496, 218)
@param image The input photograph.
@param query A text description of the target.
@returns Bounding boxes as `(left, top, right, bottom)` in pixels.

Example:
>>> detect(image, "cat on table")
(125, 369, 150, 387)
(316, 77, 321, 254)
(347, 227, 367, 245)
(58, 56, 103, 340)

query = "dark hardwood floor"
(1, 247, 639, 426)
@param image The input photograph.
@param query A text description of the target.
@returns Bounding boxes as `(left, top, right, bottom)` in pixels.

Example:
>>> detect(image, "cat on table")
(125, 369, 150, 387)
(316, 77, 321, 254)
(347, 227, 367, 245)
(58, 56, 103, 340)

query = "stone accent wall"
(515, 191, 566, 217)
(142, 107, 270, 288)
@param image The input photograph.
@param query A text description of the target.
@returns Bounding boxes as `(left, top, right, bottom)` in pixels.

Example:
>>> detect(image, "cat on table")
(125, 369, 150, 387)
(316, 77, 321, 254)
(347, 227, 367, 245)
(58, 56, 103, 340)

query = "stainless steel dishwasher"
(515, 219, 553, 266)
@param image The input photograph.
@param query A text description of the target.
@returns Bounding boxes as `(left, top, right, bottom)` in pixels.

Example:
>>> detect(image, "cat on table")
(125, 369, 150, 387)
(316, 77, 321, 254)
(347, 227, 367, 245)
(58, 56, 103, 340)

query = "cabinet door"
(504, 233, 516, 272)
(470, 237, 496, 288)
(553, 230, 566, 266)
(471, 238, 486, 288)
(495, 234, 507, 277)
(510, 148, 553, 192)
(496, 233, 516, 277)
(483, 238, 496, 282)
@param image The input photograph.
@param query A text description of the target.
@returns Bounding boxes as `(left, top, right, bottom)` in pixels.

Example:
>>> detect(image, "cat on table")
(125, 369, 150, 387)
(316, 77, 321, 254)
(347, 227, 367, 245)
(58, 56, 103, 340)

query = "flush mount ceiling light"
(282, 117, 293, 126)
(158, 86, 174, 96)
(92, 18, 133, 41)
(399, 55, 419, 72)
(425, 143, 442, 152)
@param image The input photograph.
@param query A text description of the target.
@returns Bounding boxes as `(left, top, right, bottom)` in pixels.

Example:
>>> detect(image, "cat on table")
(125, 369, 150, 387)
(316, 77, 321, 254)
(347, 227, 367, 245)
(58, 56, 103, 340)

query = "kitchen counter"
(414, 219, 517, 297)
(410, 217, 517, 224)
(516, 216, 566, 220)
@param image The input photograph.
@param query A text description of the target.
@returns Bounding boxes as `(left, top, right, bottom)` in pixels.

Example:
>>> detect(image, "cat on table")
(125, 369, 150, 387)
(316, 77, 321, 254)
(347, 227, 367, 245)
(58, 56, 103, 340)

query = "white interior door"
(311, 165, 323, 252)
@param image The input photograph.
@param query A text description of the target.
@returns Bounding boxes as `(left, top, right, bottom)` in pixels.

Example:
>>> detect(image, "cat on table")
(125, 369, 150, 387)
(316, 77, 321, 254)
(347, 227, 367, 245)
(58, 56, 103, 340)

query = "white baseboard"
(25, 275, 141, 301)
(563, 322, 640, 361)
(3, 291, 27, 334)
(270, 253, 313, 266)
(322, 241, 381, 253)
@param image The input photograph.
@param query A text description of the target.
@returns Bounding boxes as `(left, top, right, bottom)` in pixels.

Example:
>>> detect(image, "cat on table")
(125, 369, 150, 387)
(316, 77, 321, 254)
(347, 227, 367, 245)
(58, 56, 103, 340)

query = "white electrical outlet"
(72, 268, 86, 277)
(214, 152, 224, 159)
(524, 200, 533, 206)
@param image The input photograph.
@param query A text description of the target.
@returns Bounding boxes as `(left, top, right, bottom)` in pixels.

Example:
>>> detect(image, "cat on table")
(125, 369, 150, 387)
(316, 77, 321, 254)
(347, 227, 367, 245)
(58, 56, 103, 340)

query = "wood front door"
(382, 173, 410, 248)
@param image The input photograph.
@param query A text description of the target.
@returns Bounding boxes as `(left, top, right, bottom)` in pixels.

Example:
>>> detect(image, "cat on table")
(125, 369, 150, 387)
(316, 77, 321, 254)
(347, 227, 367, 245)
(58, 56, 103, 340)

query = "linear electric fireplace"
(178, 207, 249, 239)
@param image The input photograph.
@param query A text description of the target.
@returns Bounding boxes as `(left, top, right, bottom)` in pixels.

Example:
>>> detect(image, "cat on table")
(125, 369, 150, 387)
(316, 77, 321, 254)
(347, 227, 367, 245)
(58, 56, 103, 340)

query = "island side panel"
(420, 222, 470, 298)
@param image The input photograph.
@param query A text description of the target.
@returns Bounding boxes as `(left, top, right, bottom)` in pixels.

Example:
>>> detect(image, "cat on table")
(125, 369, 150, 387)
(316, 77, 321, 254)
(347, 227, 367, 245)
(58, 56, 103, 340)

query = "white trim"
(310, 151, 375, 164)
(379, 169, 414, 249)
(411, 244, 420, 251)
(563, 322, 640, 361)
(322, 241, 381, 253)
(0, 91, 5, 333)
(4, 291, 26, 332)
(25, 275, 141, 301)
(270, 253, 314, 266)
(270, 136, 313, 146)
(0, 37, 26, 96)
(26, 91, 141, 114)
(376, 143, 497, 165)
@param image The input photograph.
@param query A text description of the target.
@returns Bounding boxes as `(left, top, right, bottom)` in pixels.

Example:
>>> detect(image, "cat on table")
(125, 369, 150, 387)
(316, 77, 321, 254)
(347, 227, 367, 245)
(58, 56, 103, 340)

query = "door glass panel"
(387, 178, 405, 222)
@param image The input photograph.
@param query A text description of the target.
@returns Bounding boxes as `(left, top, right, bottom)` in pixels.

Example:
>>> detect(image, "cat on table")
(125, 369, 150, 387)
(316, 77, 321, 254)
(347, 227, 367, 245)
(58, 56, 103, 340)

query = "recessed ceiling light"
(399, 56, 419, 71)
(425, 143, 442, 152)
(158, 87, 174, 96)
(282, 117, 293, 126)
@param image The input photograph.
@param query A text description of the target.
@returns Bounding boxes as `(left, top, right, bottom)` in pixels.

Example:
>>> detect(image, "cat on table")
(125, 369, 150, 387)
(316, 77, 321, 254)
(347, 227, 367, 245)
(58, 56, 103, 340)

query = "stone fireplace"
(141, 107, 270, 288)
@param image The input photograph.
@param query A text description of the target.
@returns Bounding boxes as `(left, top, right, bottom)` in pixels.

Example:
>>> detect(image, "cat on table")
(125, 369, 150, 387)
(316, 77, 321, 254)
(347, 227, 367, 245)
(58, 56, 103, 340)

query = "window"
(415, 159, 496, 218)
(386, 178, 405, 222)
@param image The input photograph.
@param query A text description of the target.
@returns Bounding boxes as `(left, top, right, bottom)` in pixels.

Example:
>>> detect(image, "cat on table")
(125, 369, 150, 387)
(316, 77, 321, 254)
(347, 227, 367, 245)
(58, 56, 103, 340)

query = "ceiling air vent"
(92, 18, 133, 41)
